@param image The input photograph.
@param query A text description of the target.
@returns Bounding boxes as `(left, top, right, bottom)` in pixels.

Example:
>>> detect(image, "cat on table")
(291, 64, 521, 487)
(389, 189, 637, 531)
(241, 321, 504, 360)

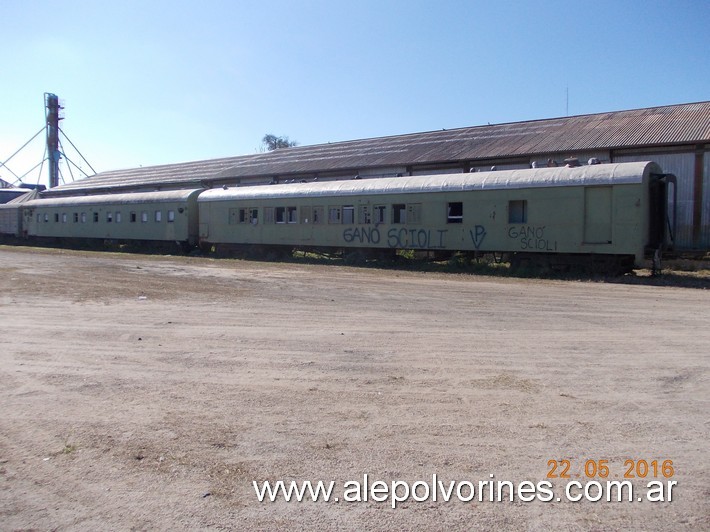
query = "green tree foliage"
(262, 134, 298, 151)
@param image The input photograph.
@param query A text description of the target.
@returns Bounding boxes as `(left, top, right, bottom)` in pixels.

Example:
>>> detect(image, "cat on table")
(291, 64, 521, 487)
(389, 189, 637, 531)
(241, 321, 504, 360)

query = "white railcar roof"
(23, 188, 202, 208)
(198, 161, 661, 202)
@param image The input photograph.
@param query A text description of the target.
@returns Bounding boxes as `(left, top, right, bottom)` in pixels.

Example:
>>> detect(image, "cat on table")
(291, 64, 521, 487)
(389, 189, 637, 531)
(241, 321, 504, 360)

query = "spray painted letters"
(469, 225, 487, 249)
(343, 227, 447, 249)
(508, 225, 558, 251)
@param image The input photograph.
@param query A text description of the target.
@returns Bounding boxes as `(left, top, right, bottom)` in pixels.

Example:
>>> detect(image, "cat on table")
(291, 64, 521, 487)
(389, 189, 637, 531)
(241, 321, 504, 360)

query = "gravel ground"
(0, 246, 708, 530)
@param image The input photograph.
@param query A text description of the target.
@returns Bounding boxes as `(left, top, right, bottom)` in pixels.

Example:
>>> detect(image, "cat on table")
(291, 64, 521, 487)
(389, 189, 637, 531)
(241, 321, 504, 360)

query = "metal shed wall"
(614, 152, 697, 249)
(411, 167, 468, 176)
(357, 166, 408, 178)
(531, 151, 612, 167)
(703, 151, 710, 248)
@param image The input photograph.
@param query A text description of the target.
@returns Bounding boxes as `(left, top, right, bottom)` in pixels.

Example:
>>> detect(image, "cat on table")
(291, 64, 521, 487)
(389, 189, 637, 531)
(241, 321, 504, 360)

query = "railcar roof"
(22, 188, 202, 208)
(198, 161, 660, 202)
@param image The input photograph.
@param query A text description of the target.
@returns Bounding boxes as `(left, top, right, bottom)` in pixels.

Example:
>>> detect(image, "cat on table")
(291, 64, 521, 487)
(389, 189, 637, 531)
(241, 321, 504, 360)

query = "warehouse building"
(45, 101, 710, 249)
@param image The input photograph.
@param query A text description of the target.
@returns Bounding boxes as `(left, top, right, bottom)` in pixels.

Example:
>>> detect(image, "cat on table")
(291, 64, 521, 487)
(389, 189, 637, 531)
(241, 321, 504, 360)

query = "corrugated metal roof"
(48, 101, 709, 195)
(198, 162, 658, 202)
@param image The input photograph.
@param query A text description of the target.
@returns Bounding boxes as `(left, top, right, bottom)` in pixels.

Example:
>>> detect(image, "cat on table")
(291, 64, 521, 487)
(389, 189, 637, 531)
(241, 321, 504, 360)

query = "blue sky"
(1, 0, 708, 187)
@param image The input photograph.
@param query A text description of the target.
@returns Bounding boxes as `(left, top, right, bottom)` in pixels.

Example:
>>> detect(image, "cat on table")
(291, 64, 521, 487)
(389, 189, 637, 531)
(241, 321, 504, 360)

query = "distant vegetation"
(261, 134, 298, 151)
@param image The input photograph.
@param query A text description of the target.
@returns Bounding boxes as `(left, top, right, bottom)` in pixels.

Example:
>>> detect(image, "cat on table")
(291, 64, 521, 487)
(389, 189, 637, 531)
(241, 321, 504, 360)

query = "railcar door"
(648, 174, 677, 250)
(583, 186, 613, 244)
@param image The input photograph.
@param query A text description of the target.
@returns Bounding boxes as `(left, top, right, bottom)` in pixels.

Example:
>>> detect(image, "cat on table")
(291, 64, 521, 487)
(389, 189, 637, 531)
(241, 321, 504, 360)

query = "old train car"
(21, 189, 202, 247)
(0, 190, 37, 239)
(197, 162, 675, 269)
(0, 204, 24, 238)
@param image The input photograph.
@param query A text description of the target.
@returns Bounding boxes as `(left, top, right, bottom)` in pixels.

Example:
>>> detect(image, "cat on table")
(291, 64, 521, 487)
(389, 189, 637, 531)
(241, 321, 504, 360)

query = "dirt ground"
(0, 246, 708, 531)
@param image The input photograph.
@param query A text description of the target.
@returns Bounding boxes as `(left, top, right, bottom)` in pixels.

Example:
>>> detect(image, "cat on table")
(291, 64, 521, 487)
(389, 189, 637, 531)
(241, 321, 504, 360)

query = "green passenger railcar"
(197, 162, 675, 268)
(22, 189, 202, 246)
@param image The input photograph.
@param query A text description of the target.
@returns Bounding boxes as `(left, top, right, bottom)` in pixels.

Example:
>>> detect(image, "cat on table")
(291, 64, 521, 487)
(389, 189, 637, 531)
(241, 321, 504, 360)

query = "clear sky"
(1, 0, 708, 187)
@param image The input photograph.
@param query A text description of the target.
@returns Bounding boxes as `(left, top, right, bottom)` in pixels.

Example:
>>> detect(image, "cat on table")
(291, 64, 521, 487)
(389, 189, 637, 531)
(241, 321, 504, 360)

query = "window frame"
(508, 200, 528, 224)
(342, 205, 355, 225)
(328, 206, 342, 224)
(447, 202, 463, 224)
(392, 203, 407, 224)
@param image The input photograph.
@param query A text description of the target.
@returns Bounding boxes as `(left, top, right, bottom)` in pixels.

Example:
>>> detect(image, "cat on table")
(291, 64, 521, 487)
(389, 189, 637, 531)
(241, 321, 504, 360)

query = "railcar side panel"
(198, 176, 651, 264)
(23, 190, 202, 245)
(0, 204, 23, 237)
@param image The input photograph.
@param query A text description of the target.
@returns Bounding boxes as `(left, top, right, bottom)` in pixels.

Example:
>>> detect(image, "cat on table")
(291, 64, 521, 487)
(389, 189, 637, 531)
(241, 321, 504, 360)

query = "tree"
(261, 134, 298, 151)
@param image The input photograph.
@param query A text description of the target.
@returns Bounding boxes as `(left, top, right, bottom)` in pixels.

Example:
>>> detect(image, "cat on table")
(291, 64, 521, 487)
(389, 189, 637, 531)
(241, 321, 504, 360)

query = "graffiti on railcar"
(469, 225, 487, 250)
(343, 226, 382, 245)
(508, 225, 558, 251)
(342, 227, 448, 249)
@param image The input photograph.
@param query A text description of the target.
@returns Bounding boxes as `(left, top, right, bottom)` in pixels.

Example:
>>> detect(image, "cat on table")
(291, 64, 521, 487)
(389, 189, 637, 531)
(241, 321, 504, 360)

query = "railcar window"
(44, 213, 49, 223)
(238, 208, 247, 223)
(62, 213, 67, 223)
(508, 200, 527, 224)
(300, 206, 312, 224)
(141, 211, 148, 223)
(407, 204, 422, 224)
(278, 207, 289, 224)
(358, 205, 371, 224)
(264, 207, 274, 224)
(116, 212, 122, 223)
(168, 210, 175, 223)
(328, 206, 342, 224)
(312, 206, 323, 224)
(374, 205, 386, 224)
(343, 206, 355, 224)
(93, 212, 99, 223)
(250, 208, 258, 224)
(447, 202, 463, 224)
(73, 213, 79, 223)
(55, 213, 59, 223)
(392, 204, 406, 224)
(37, 214, 41, 223)
(130, 212, 137, 223)
(81, 212, 87, 223)
(107, 212, 113, 223)
(287, 206, 298, 223)
(155, 210, 162, 222)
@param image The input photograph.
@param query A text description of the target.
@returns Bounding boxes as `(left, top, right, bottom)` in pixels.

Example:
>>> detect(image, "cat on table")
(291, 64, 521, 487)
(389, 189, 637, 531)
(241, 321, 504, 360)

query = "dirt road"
(0, 247, 708, 530)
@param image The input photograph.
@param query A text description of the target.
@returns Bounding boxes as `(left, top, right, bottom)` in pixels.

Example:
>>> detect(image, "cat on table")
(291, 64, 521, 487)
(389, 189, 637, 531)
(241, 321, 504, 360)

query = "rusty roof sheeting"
(48, 101, 710, 195)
